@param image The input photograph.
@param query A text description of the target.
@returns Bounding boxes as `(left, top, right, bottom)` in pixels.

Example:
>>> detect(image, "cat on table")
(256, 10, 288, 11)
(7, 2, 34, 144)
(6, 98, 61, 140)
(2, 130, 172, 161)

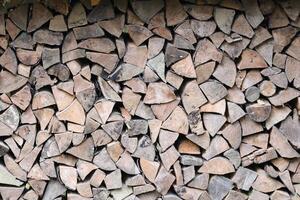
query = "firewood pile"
(0, 0, 300, 199)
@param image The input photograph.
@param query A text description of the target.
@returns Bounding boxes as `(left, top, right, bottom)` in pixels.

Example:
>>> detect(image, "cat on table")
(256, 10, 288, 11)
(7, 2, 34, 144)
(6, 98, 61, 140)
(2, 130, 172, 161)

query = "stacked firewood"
(0, 0, 299, 199)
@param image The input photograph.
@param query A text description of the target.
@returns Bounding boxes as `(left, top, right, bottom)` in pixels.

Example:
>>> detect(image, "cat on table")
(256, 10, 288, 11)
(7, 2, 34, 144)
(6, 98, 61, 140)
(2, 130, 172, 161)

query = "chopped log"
(125, 119, 148, 136)
(98, 77, 121, 102)
(232, 167, 257, 191)
(203, 135, 229, 159)
(147, 52, 165, 81)
(0, 186, 24, 200)
(42, 48, 60, 69)
(144, 82, 176, 104)
(200, 81, 228, 104)
(191, 20, 216, 38)
(127, 9, 144, 26)
(171, 54, 196, 78)
(241, 0, 264, 28)
(104, 169, 122, 190)
(243, 133, 269, 149)
(87, 0, 115, 23)
(175, 21, 196, 44)
(132, 136, 156, 161)
(67, 3, 87, 28)
(174, 34, 192, 50)
(62, 32, 77, 53)
(259, 81, 276, 97)
(269, 6, 289, 29)
(195, 61, 215, 84)
(241, 70, 262, 91)
(252, 169, 284, 193)
(199, 157, 235, 175)
(178, 139, 200, 155)
(213, 55, 236, 87)
(49, 15, 67, 32)
(194, 39, 223, 65)
(161, 106, 189, 135)
(203, 113, 226, 136)
(232, 14, 254, 38)
(200, 99, 226, 115)
(11, 85, 31, 111)
(33, 29, 63, 46)
(86, 52, 118, 73)
(270, 127, 300, 158)
(209, 32, 225, 48)
(124, 43, 148, 68)
(98, 15, 125, 38)
(59, 166, 77, 190)
(56, 99, 86, 125)
(131, 0, 163, 23)
(0, 164, 23, 186)
(19, 146, 42, 172)
(287, 37, 300, 61)
(246, 100, 272, 122)
(180, 155, 203, 167)
(160, 145, 180, 170)
(181, 80, 207, 114)
(286, 56, 300, 88)
(66, 137, 94, 161)
(0, 105, 19, 131)
(27, 3, 52, 32)
(185, 5, 213, 21)
(214, 7, 235, 34)
(110, 63, 143, 82)
(16, 49, 41, 66)
(221, 37, 250, 58)
(93, 147, 116, 171)
(143, 66, 160, 82)
(272, 26, 297, 53)
(90, 170, 105, 188)
(256, 40, 273, 66)
(0, 142, 9, 157)
(154, 166, 175, 195)
(140, 158, 159, 183)
(48, 64, 70, 82)
(227, 102, 245, 123)
(62, 49, 86, 63)
(245, 86, 260, 102)
(127, 25, 153, 46)
(269, 87, 300, 106)
(148, 37, 165, 59)
(238, 49, 268, 69)
(6, 18, 21, 40)
(249, 26, 272, 48)
(12, 33, 33, 50)
(0, 47, 17, 74)
(240, 115, 263, 136)
(8, 5, 28, 31)
(166, 71, 183, 89)
(165, 0, 187, 26)
(28, 163, 49, 180)
(73, 23, 104, 40)
(116, 151, 139, 174)
(224, 149, 241, 169)
(78, 38, 115, 53)
(227, 190, 248, 200)
(188, 173, 209, 190)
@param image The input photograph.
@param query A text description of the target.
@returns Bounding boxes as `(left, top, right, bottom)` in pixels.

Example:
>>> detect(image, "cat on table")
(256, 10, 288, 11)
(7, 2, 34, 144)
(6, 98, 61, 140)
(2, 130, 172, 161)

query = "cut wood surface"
(0, 0, 299, 199)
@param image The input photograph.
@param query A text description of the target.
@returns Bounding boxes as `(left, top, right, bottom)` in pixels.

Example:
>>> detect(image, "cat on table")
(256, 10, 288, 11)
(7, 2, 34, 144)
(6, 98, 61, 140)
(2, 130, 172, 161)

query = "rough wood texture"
(0, 0, 299, 199)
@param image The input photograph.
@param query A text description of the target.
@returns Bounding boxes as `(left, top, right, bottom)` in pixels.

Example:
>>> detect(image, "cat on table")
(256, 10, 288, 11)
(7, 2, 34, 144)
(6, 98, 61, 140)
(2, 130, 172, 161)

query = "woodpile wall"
(0, 0, 299, 199)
